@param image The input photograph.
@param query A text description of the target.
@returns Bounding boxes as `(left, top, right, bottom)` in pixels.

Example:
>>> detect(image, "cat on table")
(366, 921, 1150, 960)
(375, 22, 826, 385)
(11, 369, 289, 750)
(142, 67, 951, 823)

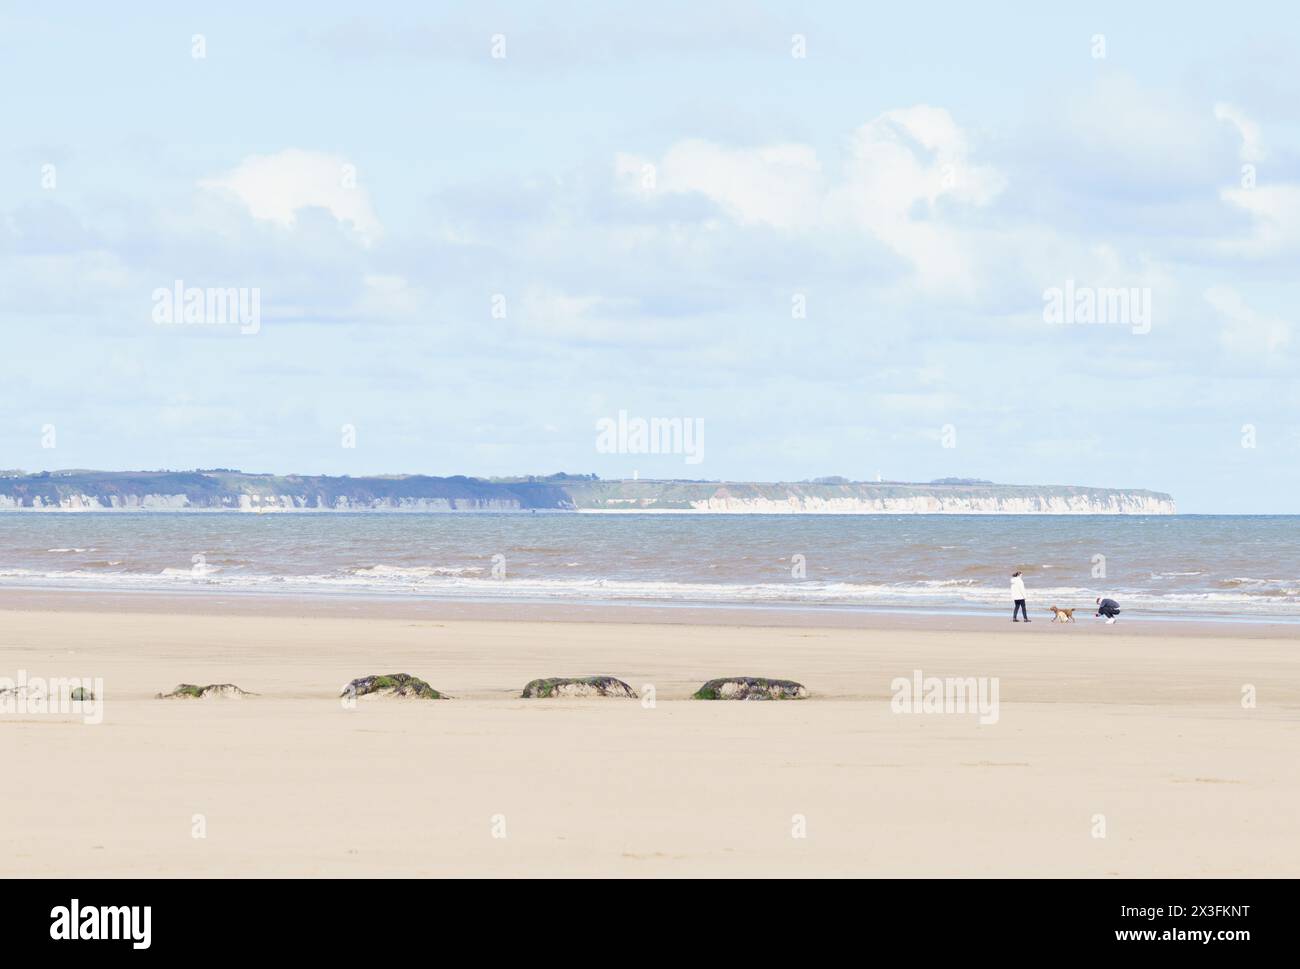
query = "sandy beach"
(2, 590, 1297, 877)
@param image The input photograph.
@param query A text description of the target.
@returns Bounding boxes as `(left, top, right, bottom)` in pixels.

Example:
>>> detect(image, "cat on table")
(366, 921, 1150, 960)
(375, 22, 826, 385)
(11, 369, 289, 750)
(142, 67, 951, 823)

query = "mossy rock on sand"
(0, 685, 44, 700)
(157, 683, 255, 700)
(69, 687, 95, 701)
(341, 673, 448, 700)
(692, 677, 808, 701)
(520, 676, 637, 699)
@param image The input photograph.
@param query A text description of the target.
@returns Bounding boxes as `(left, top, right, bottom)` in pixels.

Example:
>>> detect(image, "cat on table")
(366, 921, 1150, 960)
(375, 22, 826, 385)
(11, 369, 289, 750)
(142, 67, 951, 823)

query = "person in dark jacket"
(1095, 597, 1121, 623)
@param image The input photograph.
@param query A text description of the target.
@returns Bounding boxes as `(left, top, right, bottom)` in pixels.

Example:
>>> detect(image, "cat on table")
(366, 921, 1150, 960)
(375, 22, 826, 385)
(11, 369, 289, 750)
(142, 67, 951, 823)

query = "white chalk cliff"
(0, 472, 1175, 515)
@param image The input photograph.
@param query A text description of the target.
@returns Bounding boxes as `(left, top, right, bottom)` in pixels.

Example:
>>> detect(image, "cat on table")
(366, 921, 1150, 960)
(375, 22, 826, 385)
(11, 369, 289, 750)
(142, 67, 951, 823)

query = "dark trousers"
(1013, 599, 1028, 620)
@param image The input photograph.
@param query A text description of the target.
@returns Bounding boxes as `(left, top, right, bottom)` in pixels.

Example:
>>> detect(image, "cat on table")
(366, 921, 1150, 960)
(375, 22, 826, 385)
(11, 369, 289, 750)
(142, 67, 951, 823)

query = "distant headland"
(0, 470, 1175, 514)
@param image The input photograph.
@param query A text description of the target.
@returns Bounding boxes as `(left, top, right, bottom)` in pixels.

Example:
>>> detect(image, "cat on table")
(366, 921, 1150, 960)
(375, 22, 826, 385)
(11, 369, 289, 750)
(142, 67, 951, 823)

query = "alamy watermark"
(152, 280, 261, 335)
(50, 899, 150, 949)
(0, 670, 103, 725)
(890, 669, 1000, 725)
(595, 410, 704, 465)
(1043, 280, 1151, 335)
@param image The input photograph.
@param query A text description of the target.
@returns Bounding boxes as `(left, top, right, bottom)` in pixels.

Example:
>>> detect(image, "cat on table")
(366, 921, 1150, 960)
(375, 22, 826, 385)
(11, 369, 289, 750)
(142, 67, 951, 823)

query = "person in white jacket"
(1011, 571, 1030, 622)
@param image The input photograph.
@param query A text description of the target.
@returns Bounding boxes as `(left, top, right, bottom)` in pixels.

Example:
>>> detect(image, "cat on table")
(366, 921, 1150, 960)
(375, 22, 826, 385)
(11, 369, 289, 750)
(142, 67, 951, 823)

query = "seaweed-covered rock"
(0, 684, 44, 701)
(520, 676, 637, 699)
(69, 687, 95, 701)
(157, 683, 255, 700)
(341, 673, 448, 700)
(692, 677, 808, 700)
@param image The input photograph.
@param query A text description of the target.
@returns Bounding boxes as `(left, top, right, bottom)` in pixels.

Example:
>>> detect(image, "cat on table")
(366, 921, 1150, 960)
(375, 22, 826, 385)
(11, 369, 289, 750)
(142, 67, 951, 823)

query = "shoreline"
(2, 586, 1297, 637)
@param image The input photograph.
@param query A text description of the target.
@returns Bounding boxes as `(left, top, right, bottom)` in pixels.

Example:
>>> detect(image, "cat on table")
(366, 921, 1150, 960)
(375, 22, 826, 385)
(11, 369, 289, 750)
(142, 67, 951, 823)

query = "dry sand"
(2, 592, 1298, 877)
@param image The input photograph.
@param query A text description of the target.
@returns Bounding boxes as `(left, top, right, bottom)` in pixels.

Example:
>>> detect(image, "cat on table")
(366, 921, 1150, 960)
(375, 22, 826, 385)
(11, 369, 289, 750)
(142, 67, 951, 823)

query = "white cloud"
(360, 274, 423, 320)
(200, 149, 382, 245)
(616, 106, 1004, 292)
(1206, 286, 1290, 356)
(1219, 184, 1300, 257)
(1210, 103, 1300, 258)
(517, 288, 610, 340)
(1214, 102, 1263, 162)
(836, 106, 1004, 289)
(617, 141, 824, 231)
(1062, 74, 1223, 179)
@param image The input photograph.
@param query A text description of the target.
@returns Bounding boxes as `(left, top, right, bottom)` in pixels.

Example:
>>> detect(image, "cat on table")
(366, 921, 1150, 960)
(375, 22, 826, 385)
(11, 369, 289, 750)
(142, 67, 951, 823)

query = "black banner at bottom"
(2, 877, 1282, 955)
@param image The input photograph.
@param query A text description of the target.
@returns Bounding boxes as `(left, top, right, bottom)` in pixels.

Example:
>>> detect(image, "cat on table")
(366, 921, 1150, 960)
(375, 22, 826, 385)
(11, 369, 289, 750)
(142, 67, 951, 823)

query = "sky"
(1, 1, 1298, 513)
